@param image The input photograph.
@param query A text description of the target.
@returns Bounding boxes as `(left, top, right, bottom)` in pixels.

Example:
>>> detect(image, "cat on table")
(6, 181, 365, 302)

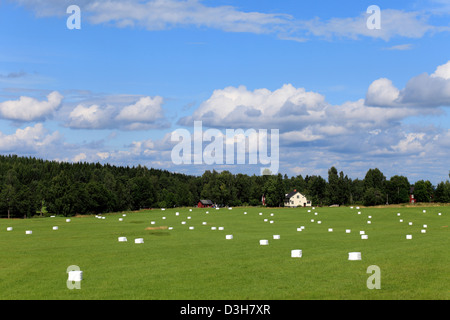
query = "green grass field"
(0, 205, 448, 300)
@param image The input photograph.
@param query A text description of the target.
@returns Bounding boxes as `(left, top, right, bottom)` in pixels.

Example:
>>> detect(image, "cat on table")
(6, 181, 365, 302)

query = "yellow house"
(284, 190, 311, 207)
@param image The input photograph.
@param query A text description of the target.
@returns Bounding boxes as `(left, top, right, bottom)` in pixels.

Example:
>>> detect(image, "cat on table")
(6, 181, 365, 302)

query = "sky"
(0, 0, 449, 184)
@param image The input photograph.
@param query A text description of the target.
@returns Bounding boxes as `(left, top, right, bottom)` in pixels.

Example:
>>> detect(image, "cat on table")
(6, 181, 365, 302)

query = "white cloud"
(67, 95, 168, 130)
(366, 60, 450, 108)
(0, 91, 63, 121)
(72, 152, 87, 163)
(431, 61, 450, 80)
(383, 44, 413, 51)
(365, 78, 401, 107)
(13, 1, 450, 42)
(115, 96, 164, 122)
(297, 9, 444, 41)
(68, 104, 113, 129)
(0, 123, 62, 153)
(178, 84, 327, 130)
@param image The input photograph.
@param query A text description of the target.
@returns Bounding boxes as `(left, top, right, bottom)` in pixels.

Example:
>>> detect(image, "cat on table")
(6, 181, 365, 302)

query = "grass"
(0, 205, 448, 300)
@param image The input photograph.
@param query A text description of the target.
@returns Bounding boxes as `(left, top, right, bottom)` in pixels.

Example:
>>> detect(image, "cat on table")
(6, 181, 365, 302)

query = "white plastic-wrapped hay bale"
(406, 234, 412, 240)
(408, 222, 413, 226)
(118, 237, 127, 242)
(264, 218, 268, 222)
(181, 221, 186, 225)
(423, 209, 426, 213)
(259, 239, 269, 246)
(189, 209, 192, 212)
(168, 227, 173, 230)
(162, 217, 166, 220)
(66, 219, 71, 222)
(122, 214, 126, 217)
(421, 229, 426, 233)
(297, 227, 303, 232)
(259, 212, 263, 216)
(25, 230, 32, 235)
(348, 252, 361, 260)
(134, 238, 144, 244)
(345, 229, 351, 233)
(310, 219, 314, 222)
(367, 221, 371, 224)
(328, 228, 333, 232)
(360, 231, 365, 235)
(175, 212, 180, 216)
(211, 227, 217, 230)
(52, 226, 58, 230)
(317, 221, 322, 224)
(68, 270, 83, 282)
(423, 224, 428, 228)
(399, 219, 403, 222)
(225, 235, 233, 240)
(189, 226, 194, 230)
(202, 222, 207, 225)
(218, 227, 224, 230)
(161, 208, 165, 211)
(291, 250, 302, 258)
(243, 212, 247, 215)
(397, 213, 401, 216)
(361, 234, 368, 240)
(273, 235, 280, 239)
(187, 216, 191, 220)
(7, 227, 13, 231)
(118, 218, 123, 222)
(151, 221, 156, 225)
(269, 220, 274, 224)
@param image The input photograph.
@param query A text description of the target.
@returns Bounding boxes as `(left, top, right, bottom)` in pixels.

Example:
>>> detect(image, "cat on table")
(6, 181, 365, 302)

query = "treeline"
(0, 155, 449, 218)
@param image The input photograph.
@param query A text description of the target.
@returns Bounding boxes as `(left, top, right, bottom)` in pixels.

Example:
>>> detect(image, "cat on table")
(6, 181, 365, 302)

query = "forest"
(0, 154, 449, 218)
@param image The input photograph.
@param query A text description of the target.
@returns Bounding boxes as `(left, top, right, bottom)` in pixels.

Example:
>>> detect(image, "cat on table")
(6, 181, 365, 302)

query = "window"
(297, 195, 299, 199)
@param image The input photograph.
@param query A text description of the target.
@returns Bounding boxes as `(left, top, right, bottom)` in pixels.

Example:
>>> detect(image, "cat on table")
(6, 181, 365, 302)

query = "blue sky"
(0, 0, 449, 184)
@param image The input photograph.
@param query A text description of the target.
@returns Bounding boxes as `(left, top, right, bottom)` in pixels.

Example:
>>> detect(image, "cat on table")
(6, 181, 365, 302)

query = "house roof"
(199, 199, 213, 205)
(285, 191, 301, 199)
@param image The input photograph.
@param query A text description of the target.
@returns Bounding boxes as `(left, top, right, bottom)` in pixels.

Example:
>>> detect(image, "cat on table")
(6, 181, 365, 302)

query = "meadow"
(0, 205, 448, 300)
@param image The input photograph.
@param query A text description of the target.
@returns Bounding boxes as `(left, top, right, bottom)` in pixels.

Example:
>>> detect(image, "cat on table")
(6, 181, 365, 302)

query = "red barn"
(198, 199, 213, 208)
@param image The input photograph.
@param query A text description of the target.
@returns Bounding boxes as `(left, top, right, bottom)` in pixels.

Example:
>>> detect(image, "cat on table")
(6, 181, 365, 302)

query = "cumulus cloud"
(366, 60, 450, 108)
(67, 95, 168, 130)
(0, 91, 63, 121)
(69, 104, 114, 129)
(178, 84, 327, 130)
(0, 123, 62, 153)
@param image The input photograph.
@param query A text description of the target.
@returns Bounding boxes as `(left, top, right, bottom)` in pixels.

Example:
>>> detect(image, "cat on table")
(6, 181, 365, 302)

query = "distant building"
(284, 190, 311, 207)
(198, 199, 214, 208)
